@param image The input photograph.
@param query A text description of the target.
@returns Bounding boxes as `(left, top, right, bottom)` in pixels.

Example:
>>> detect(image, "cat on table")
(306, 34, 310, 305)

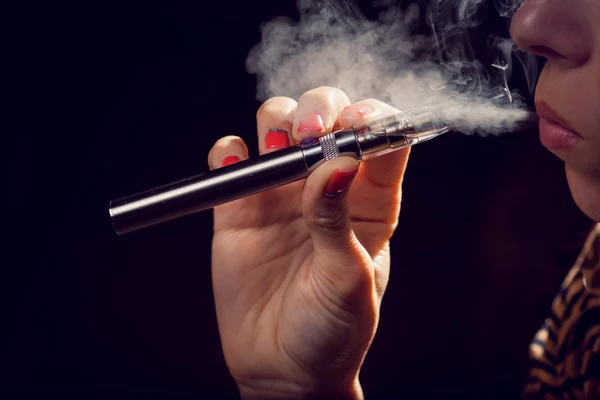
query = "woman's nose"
(510, 0, 591, 68)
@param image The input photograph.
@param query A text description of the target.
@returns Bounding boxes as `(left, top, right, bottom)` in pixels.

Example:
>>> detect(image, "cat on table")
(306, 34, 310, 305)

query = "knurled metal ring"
(320, 133, 340, 161)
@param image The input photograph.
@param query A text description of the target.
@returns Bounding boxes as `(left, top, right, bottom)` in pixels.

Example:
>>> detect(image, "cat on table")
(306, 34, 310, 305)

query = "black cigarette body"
(109, 109, 452, 235)
(109, 146, 310, 235)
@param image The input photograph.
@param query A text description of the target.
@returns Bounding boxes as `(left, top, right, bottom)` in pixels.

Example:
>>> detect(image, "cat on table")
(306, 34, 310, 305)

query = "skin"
(210, 1, 600, 398)
(210, 93, 408, 399)
(511, 0, 600, 222)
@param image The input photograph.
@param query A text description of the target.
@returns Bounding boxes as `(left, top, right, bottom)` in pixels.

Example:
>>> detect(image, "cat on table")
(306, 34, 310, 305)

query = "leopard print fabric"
(524, 224, 600, 399)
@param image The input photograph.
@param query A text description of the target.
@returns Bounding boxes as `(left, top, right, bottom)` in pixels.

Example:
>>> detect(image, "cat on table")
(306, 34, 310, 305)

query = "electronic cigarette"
(108, 107, 537, 235)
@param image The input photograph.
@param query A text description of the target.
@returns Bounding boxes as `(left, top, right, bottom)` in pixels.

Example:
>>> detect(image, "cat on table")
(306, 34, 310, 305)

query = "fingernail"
(222, 155, 242, 167)
(298, 113, 325, 133)
(342, 105, 372, 118)
(265, 128, 290, 150)
(323, 168, 358, 197)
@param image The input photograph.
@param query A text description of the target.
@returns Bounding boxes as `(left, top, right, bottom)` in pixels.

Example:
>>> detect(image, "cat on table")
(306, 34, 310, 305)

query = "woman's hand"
(209, 87, 410, 399)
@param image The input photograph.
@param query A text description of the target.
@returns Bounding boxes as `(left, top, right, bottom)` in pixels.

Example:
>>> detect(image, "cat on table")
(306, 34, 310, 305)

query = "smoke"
(245, 0, 538, 136)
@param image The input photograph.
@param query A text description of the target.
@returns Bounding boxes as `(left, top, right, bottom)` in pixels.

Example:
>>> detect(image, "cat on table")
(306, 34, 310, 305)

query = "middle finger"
(292, 87, 352, 142)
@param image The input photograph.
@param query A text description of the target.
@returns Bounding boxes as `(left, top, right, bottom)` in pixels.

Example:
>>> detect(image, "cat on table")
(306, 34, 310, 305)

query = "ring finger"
(256, 96, 297, 154)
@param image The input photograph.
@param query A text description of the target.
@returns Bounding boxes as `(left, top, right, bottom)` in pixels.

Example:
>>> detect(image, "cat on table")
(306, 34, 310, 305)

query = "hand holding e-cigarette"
(210, 89, 409, 399)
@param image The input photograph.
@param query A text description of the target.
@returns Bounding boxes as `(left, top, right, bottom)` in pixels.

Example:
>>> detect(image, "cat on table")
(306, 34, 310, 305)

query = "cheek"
(566, 166, 600, 223)
(581, 61, 600, 174)
(586, 60, 600, 141)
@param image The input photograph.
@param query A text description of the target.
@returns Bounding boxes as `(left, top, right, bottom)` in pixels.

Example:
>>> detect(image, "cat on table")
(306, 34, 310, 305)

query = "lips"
(536, 101, 582, 150)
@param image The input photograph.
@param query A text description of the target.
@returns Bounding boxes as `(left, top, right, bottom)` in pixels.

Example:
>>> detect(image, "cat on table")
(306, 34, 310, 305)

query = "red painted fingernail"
(265, 129, 290, 150)
(298, 113, 325, 133)
(323, 168, 358, 197)
(222, 155, 242, 167)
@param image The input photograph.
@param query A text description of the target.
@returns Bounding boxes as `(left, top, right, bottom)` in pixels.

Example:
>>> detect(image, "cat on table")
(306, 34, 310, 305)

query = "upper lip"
(535, 100, 580, 136)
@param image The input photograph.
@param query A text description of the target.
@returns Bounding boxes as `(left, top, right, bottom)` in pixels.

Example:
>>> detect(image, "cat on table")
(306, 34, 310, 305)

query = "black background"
(4, 0, 594, 398)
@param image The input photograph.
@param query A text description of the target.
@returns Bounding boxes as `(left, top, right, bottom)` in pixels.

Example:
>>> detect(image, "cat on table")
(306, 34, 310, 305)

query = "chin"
(565, 166, 600, 223)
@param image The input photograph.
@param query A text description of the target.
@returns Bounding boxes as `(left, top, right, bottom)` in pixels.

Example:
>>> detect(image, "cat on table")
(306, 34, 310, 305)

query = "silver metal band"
(319, 132, 340, 161)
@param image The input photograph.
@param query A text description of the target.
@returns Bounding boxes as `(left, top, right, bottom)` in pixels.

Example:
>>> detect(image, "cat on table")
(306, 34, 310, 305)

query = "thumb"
(302, 157, 369, 284)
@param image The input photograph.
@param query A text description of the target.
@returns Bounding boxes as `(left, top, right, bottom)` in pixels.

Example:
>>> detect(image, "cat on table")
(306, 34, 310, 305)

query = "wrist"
(238, 377, 364, 400)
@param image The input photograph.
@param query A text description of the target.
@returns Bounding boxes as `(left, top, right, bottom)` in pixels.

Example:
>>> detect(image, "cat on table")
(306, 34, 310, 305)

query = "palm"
(212, 169, 398, 386)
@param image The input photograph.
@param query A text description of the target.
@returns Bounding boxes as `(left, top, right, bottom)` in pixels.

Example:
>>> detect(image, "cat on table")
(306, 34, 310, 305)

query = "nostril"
(529, 45, 564, 60)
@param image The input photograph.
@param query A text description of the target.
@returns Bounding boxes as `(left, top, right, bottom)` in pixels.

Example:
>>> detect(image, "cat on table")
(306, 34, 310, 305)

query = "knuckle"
(213, 135, 242, 150)
(356, 98, 385, 109)
(379, 222, 397, 243)
(357, 98, 381, 105)
(308, 202, 348, 232)
(300, 86, 348, 104)
(208, 136, 247, 164)
(256, 96, 296, 120)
